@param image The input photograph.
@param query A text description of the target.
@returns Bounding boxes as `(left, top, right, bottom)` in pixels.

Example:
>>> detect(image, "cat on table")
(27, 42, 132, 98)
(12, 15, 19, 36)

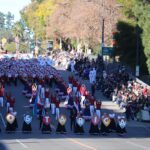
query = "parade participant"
(22, 114, 32, 133)
(116, 115, 127, 136)
(89, 69, 93, 84)
(83, 99, 91, 120)
(89, 114, 100, 135)
(92, 68, 96, 83)
(101, 113, 111, 135)
(6, 109, 18, 132)
(75, 114, 85, 134)
(95, 100, 101, 118)
(70, 59, 76, 72)
(55, 97, 60, 120)
(41, 111, 52, 134)
(0, 83, 4, 108)
(45, 88, 50, 98)
(91, 81, 96, 96)
(70, 107, 77, 131)
(56, 114, 67, 134)
(9, 97, 15, 108)
(109, 113, 116, 132)
(73, 96, 80, 113)
(80, 84, 86, 108)
(44, 97, 50, 111)
(51, 94, 56, 115)
(89, 96, 95, 118)
(40, 86, 45, 99)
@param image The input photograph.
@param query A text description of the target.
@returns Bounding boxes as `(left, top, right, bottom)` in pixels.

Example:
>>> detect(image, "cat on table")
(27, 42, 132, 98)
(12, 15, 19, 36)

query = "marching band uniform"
(51, 95, 56, 115)
(92, 68, 96, 82)
(89, 116, 100, 135)
(55, 99, 60, 120)
(74, 115, 84, 134)
(95, 101, 101, 118)
(6, 110, 18, 132)
(109, 113, 116, 132)
(41, 113, 52, 133)
(89, 97, 95, 117)
(101, 114, 111, 135)
(0, 84, 4, 108)
(56, 115, 67, 134)
(22, 115, 32, 133)
(116, 116, 127, 135)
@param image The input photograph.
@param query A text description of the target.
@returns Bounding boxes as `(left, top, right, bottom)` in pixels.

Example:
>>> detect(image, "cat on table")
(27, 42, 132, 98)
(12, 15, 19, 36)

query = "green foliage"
(116, 0, 150, 74)
(4, 42, 16, 53)
(12, 21, 24, 39)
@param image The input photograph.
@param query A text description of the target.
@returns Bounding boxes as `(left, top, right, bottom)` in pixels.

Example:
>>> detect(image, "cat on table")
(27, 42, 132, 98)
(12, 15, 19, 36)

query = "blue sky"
(0, 0, 31, 21)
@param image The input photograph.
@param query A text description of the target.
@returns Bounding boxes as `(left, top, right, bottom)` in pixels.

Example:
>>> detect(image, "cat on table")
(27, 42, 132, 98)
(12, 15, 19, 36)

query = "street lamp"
(135, 23, 140, 77)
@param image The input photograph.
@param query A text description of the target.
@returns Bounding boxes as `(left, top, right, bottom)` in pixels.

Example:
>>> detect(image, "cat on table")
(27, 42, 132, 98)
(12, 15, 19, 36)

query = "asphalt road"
(0, 69, 150, 150)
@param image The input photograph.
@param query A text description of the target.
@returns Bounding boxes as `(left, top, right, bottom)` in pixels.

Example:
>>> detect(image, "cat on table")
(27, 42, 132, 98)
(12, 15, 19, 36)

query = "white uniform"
(92, 68, 96, 83)
(89, 70, 93, 84)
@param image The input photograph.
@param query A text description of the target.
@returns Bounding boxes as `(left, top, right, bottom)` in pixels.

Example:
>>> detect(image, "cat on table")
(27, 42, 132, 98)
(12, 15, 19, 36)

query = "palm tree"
(12, 21, 24, 52)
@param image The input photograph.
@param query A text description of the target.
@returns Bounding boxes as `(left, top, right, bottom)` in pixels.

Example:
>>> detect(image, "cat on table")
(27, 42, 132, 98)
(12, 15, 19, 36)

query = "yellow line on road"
(68, 138, 97, 150)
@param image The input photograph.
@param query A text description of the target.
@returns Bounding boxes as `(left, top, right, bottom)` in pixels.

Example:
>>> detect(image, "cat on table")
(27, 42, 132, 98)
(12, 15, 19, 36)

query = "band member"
(89, 96, 95, 117)
(55, 97, 60, 120)
(74, 114, 85, 134)
(109, 113, 116, 132)
(116, 115, 127, 136)
(22, 114, 32, 133)
(6, 109, 18, 132)
(0, 83, 4, 108)
(56, 114, 67, 134)
(70, 107, 77, 131)
(101, 113, 111, 135)
(95, 100, 101, 118)
(44, 98, 50, 111)
(89, 114, 100, 135)
(41, 112, 52, 134)
(51, 94, 56, 115)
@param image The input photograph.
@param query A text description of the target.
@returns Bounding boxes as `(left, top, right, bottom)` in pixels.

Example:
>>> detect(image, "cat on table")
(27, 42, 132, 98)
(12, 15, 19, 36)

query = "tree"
(12, 21, 24, 51)
(0, 12, 5, 29)
(116, 0, 150, 74)
(47, 0, 121, 50)
(5, 12, 14, 30)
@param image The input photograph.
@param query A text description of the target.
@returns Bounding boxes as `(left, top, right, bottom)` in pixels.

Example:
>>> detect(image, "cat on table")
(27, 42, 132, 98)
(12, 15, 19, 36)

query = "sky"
(0, 0, 31, 21)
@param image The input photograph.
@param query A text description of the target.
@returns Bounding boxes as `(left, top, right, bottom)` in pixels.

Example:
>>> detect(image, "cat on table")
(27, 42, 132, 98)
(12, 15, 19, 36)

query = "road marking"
(16, 139, 28, 149)
(126, 141, 150, 150)
(68, 138, 97, 150)
(0, 113, 6, 128)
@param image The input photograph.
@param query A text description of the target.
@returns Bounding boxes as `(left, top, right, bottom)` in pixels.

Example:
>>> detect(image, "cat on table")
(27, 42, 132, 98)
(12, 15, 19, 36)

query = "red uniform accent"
(75, 97, 79, 105)
(89, 98, 95, 105)
(10, 98, 15, 107)
(80, 85, 86, 96)
(0, 86, 4, 97)
(51, 96, 56, 104)
(45, 90, 49, 98)
(68, 76, 73, 84)
(96, 101, 101, 109)
(55, 101, 60, 108)
(143, 87, 148, 96)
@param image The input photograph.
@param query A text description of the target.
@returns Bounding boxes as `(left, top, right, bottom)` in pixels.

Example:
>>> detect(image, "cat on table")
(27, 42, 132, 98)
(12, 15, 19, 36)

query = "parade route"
(0, 69, 150, 150)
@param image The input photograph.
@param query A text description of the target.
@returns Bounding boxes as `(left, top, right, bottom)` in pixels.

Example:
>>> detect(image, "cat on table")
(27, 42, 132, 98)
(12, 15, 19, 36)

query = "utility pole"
(135, 24, 140, 77)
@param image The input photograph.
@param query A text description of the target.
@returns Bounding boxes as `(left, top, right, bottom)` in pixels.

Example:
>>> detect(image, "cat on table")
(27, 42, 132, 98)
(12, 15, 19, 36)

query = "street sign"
(102, 47, 113, 56)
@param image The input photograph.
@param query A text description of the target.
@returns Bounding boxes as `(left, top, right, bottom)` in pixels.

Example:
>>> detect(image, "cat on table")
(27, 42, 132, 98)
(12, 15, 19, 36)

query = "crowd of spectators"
(68, 53, 150, 121)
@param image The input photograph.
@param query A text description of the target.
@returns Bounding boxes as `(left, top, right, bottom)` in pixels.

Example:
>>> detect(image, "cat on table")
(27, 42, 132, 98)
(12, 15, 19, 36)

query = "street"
(0, 69, 150, 150)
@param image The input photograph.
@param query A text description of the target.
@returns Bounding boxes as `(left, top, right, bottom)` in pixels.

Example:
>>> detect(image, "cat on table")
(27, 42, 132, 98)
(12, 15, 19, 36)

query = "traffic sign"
(102, 47, 113, 56)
